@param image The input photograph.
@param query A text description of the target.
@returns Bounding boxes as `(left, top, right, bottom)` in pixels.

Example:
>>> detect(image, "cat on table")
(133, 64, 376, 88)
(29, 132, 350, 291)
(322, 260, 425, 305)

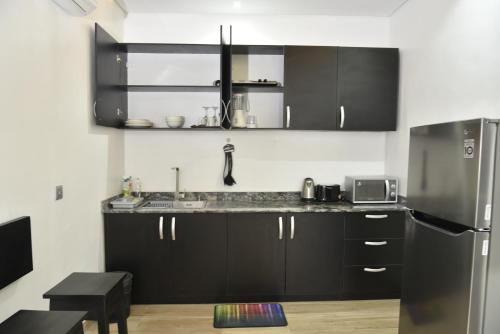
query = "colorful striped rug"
(214, 303, 288, 328)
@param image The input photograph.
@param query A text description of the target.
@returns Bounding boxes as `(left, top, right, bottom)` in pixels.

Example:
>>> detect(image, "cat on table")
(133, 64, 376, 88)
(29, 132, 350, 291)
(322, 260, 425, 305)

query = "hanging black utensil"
(223, 143, 236, 186)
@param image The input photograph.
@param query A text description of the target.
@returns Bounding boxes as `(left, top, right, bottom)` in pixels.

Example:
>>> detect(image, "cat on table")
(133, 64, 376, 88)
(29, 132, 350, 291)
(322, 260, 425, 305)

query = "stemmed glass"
(211, 106, 219, 126)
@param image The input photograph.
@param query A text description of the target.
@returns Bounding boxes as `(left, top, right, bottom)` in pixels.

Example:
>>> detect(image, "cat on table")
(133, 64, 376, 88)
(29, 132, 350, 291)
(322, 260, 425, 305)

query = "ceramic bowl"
(166, 116, 185, 128)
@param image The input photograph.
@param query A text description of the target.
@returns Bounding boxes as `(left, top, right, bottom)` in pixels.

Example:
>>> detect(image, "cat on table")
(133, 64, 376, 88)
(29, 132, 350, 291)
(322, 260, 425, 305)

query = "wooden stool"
(43, 272, 128, 334)
(0, 310, 87, 334)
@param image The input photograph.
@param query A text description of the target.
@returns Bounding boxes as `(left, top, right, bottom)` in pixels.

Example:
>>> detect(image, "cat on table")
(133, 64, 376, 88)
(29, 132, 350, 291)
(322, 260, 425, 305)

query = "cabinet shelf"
(232, 45, 284, 55)
(232, 85, 283, 93)
(127, 85, 220, 93)
(123, 127, 286, 131)
(124, 43, 220, 54)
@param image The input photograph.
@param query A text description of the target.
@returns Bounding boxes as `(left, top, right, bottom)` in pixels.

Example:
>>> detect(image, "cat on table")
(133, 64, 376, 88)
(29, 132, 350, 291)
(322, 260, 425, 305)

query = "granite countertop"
(102, 192, 407, 214)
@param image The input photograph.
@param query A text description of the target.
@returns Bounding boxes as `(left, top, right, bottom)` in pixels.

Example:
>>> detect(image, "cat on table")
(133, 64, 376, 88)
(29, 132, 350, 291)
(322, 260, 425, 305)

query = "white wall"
(124, 14, 391, 192)
(386, 0, 500, 195)
(0, 0, 125, 321)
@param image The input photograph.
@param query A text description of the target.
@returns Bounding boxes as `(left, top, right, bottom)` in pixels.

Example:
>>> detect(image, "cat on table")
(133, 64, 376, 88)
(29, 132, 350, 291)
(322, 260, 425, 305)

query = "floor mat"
(214, 303, 288, 328)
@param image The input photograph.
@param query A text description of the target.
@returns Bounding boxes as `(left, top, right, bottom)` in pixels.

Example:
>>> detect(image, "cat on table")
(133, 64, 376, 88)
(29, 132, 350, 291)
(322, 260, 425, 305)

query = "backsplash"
(124, 131, 386, 192)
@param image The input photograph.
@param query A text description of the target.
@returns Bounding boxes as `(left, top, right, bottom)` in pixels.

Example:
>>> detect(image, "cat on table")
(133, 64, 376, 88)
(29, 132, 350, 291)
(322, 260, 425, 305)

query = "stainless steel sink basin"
(141, 200, 207, 210)
(172, 201, 207, 209)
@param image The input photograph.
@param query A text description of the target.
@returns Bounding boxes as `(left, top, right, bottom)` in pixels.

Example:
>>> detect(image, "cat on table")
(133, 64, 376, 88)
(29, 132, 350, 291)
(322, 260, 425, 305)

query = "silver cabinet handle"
(159, 216, 164, 240)
(340, 105, 345, 129)
(365, 241, 388, 246)
(279, 217, 283, 240)
(93, 101, 97, 118)
(365, 214, 389, 219)
(290, 216, 295, 240)
(286, 106, 291, 128)
(171, 217, 176, 241)
(364, 267, 387, 273)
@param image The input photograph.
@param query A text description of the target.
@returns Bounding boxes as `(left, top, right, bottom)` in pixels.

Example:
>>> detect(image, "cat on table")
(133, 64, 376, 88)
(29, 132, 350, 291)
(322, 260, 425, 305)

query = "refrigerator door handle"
(410, 213, 472, 237)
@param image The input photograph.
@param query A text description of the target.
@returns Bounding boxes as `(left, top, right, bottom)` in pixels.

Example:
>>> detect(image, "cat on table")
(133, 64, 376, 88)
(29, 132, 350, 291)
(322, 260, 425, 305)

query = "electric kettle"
(301, 178, 315, 202)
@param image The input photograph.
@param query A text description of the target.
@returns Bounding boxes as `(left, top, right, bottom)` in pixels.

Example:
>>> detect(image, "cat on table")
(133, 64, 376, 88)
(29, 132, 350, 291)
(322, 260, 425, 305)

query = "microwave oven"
(344, 176, 398, 204)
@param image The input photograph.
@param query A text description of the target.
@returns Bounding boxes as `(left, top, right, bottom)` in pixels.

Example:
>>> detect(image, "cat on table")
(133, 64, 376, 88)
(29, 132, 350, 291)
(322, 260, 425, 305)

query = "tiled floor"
(85, 300, 400, 334)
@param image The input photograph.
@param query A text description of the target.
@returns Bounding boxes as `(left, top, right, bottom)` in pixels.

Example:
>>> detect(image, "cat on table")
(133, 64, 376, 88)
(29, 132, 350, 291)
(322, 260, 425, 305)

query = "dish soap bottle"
(122, 176, 131, 197)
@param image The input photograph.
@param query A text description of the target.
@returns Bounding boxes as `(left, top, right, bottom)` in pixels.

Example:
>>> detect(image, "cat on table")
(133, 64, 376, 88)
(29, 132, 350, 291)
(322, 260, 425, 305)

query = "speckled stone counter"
(102, 192, 407, 214)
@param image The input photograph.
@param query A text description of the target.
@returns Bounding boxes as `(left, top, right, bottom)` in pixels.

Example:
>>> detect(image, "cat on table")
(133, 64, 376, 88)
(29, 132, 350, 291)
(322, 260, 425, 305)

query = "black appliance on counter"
(314, 185, 341, 202)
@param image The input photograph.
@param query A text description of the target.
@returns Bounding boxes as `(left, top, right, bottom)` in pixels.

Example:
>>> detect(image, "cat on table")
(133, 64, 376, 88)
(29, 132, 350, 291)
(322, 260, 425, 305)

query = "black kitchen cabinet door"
(169, 214, 227, 301)
(342, 265, 402, 299)
(344, 239, 404, 266)
(227, 213, 286, 299)
(345, 211, 406, 239)
(104, 213, 167, 304)
(337, 47, 399, 131)
(95, 23, 127, 128)
(283, 46, 338, 130)
(285, 213, 344, 298)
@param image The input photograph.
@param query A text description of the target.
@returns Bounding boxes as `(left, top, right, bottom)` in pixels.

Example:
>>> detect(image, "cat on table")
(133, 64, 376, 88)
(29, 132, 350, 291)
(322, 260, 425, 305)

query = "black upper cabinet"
(94, 23, 127, 128)
(104, 213, 167, 304)
(227, 213, 286, 299)
(337, 47, 399, 131)
(283, 46, 338, 130)
(94, 24, 399, 131)
(169, 214, 227, 301)
(285, 213, 344, 298)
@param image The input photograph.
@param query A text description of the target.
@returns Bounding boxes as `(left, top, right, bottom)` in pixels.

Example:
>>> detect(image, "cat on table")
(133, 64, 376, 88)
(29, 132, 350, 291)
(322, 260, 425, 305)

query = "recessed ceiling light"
(233, 1, 241, 8)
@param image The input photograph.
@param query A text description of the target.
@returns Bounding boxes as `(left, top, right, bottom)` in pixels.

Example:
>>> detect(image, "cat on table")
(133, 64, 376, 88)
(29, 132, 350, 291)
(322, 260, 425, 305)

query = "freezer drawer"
(344, 239, 404, 265)
(399, 214, 489, 334)
(342, 265, 402, 299)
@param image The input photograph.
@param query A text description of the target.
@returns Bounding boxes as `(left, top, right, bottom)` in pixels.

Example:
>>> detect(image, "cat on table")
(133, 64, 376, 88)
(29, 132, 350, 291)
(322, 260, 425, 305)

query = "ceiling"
(122, 0, 409, 17)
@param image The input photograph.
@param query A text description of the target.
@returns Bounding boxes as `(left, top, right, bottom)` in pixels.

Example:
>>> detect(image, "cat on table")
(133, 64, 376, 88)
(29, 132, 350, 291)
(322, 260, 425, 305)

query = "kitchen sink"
(141, 200, 207, 209)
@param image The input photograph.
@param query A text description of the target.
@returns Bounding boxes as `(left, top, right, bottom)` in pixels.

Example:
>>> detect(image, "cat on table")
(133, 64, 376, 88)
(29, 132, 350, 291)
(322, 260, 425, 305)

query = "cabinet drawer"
(345, 211, 405, 239)
(342, 265, 402, 299)
(344, 239, 404, 265)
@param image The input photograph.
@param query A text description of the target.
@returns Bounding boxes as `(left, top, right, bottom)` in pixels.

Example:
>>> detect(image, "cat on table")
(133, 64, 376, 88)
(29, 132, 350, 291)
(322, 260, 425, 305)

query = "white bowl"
(166, 116, 185, 128)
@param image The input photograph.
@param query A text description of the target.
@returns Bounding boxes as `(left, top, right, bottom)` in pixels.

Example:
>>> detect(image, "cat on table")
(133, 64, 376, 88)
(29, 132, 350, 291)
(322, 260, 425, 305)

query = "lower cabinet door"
(169, 214, 227, 301)
(285, 213, 344, 298)
(342, 265, 402, 299)
(227, 213, 286, 300)
(344, 239, 404, 266)
(105, 213, 168, 304)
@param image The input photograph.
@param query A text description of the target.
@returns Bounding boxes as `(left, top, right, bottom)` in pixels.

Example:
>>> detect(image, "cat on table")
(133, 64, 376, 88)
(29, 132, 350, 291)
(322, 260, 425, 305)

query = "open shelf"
(123, 127, 286, 131)
(127, 85, 220, 93)
(124, 43, 220, 54)
(232, 45, 284, 55)
(232, 85, 283, 93)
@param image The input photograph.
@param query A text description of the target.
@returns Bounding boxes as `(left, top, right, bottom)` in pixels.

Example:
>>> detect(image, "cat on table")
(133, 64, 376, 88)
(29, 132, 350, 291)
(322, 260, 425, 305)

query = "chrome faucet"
(172, 167, 181, 201)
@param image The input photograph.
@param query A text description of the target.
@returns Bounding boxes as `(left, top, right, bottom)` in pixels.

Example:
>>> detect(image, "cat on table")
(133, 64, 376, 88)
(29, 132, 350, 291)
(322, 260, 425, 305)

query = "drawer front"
(344, 239, 404, 265)
(342, 265, 402, 299)
(345, 211, 405, 239)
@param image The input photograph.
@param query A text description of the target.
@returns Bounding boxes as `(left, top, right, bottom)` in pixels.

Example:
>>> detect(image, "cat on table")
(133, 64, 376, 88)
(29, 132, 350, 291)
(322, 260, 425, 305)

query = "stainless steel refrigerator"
(400, 118, 500, 334)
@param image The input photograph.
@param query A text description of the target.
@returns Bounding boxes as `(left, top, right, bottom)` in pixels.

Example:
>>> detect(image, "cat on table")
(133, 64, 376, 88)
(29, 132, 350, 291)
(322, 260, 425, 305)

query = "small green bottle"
(122, 176, 131, 197)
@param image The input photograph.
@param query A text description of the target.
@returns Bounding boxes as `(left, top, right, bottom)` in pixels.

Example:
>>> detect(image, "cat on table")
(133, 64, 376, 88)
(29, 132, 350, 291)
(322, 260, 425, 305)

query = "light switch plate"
(56, 185, 64, 200)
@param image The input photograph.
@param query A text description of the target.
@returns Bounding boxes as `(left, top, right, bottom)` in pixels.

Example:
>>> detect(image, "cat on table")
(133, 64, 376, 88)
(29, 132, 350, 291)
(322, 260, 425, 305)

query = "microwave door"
(355, 180, 386, 202)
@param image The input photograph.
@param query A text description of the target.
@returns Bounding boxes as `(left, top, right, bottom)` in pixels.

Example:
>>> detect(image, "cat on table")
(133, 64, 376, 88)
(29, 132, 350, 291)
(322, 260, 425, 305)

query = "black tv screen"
(0, 217, 33, 289)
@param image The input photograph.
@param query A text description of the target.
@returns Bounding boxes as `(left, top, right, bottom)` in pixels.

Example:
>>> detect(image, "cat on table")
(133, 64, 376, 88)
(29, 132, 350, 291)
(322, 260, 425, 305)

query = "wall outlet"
(56, 185, 64, 200)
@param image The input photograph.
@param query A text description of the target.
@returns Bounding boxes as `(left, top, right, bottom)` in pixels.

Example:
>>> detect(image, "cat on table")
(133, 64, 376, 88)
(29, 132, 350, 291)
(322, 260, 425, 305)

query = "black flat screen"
(0, 217, 33, 289)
